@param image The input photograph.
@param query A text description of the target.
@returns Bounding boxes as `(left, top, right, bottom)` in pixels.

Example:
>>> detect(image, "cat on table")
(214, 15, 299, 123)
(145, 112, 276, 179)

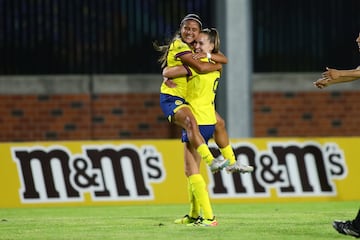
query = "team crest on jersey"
(175, 100, 183, 105)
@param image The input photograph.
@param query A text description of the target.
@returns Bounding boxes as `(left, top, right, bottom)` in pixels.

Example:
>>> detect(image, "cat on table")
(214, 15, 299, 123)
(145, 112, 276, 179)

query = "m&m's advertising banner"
(1, 138, 359, 208)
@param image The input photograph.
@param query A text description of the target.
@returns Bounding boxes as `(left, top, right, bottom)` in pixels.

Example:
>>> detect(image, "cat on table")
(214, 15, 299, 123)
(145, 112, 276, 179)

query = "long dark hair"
(153, 32, 181, 69)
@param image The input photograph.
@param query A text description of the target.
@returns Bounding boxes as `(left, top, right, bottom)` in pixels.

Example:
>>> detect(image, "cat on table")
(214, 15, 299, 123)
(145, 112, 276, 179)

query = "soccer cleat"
(209, 158, 230, 173)
(332, 220, 360, 238)
(174, 215, 198, 224)
(226, 161, 254, 174)
(188, 216, 218, 227)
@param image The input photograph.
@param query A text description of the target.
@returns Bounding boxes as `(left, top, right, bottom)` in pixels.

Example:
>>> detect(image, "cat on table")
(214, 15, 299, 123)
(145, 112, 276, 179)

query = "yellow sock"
(220, 145, 236, 165)
(196, 144, 214, 165)
(187, 178, 200, 218)
(189, 174, 214, 220)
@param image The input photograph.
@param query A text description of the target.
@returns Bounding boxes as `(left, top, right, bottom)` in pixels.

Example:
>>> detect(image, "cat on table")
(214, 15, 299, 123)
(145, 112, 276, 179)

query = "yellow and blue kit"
(159, 38, 192, 121)
(181, 58, 220, 143)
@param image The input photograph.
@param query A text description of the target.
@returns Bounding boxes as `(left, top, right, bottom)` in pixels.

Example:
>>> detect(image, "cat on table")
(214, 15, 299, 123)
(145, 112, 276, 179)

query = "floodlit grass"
(0, 201, 358, 240)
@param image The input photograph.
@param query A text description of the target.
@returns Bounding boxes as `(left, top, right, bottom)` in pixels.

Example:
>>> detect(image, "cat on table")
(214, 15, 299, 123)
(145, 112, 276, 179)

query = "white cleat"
(209, 158, 230, 173)
(226, 161, 254, 174)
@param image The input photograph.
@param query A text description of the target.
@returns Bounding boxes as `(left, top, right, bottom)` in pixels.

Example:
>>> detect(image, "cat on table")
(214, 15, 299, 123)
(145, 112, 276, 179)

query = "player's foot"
(332, 220, 360, 238)
(226, 161, 254, 173)
(174, 214, 198, 224)
(209, 159, 230, 173)
(188, 216, 218, 227)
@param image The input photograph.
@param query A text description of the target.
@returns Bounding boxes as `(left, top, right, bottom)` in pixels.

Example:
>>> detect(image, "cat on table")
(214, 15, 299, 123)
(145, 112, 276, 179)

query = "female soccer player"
(164, 28, 253, 226)
(156, 14, 229, 173)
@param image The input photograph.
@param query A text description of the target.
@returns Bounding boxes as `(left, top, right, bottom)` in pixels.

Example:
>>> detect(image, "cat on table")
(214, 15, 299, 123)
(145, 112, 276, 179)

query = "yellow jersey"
(186, 58, 220, 125)
(160, 38, 192, 99)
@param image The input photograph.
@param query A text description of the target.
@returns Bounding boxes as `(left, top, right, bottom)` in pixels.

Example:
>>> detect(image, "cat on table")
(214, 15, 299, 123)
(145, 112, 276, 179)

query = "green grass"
(0, 201, 358, 240)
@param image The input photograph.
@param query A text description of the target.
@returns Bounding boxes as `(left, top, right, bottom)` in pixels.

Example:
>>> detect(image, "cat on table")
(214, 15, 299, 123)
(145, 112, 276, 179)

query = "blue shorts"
(182, 125, 215, 144)
(159, 93, 188, 121)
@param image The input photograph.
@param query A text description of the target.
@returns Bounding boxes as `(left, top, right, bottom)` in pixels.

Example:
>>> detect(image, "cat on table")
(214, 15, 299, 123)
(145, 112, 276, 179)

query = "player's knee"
(184, 116, 191, 129)
(185, 116, 197, 131)
(216, 116, 226, 131)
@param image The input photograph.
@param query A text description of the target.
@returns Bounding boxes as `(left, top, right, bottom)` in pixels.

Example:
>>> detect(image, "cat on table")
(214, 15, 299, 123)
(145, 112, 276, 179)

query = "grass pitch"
(0, 201, 358, 240)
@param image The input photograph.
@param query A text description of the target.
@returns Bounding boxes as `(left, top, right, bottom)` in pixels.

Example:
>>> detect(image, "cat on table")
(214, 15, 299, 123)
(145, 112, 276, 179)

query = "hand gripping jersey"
(160, 38, 193, 99)
(186, 58, 220, 125)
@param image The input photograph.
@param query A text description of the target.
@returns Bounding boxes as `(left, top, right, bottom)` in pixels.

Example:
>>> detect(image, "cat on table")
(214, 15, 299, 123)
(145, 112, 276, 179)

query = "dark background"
(0, 0, 359, 75)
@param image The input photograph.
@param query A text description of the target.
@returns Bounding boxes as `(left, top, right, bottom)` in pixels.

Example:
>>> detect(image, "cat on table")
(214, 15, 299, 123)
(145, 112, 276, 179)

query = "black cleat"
(333, 220, 360, 238)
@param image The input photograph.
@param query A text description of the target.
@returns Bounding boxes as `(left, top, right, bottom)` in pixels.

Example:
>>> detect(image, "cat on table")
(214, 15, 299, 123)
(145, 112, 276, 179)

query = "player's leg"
(214, 111, 254, 173)
(175, 107, 228, 172)
(160, 94, 227, 172)
(186, 143, 217, 227)
(174, 142, 201, 224)
(353, 209, 360, 229)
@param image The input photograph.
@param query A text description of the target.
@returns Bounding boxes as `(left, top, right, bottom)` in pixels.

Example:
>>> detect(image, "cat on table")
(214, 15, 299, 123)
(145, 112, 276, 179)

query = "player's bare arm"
(314, 66, 360, 89)
(192, 51, 228, 64)
(324, 67, 360, 80)
(163, 65, 188, 79)
(180, 53, 222, 73)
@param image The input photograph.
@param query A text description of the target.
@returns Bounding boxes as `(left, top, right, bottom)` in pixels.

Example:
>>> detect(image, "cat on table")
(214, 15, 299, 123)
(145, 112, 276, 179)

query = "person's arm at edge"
(328, 66, 360, 79)
(324, 66, 360, 85)
(313, 66, 360, 89)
